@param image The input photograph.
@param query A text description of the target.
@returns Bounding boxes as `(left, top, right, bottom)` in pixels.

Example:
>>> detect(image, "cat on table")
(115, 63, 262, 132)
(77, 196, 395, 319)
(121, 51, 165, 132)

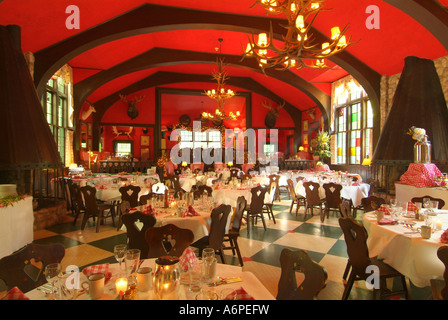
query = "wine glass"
(114, 244, 127, 276)
(423, 197, 431, 211)
(45, 263, 62, 300)
(125, 249, 141, 285)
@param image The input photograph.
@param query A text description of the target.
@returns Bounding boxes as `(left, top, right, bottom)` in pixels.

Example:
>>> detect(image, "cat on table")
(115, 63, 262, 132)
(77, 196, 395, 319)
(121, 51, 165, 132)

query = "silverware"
(208, 277, 243, 287)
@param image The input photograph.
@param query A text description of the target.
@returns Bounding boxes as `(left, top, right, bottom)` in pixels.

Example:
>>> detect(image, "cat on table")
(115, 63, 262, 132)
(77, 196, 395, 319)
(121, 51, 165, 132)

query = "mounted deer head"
(262, 100, 285, 128)
(307, 108, 316, 120)
(81, 100, 96, 121)
(112, 126, 133, 139)
(119, 94, 144, 120)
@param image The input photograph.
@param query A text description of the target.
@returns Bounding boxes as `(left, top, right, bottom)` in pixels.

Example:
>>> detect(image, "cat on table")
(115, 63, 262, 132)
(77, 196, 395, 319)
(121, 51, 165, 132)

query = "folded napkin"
(82, 264, 112, 283)
(0, 287, 29, 300)
(183, 205, 200, 217)
(441, 229, 448, 243)
(142, 204, 156, 216)
(95, 183, 108, 190)
(377, 205, 390, 215)
(352, 182, 360, 186)
(179, 247, 198, 272)
(407, 201, 419, 213)
(223, 287, 255, 300)
(378, 218, 398, 225)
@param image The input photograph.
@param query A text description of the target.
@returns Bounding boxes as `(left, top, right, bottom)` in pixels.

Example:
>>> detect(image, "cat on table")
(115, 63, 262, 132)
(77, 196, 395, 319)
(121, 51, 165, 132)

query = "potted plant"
(312, 131, 332, 163)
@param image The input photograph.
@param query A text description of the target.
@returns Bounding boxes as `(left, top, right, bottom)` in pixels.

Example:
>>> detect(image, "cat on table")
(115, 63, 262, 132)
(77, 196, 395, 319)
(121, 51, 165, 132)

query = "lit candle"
(116, 278, 128, 294)
(436, 220, 443, 231)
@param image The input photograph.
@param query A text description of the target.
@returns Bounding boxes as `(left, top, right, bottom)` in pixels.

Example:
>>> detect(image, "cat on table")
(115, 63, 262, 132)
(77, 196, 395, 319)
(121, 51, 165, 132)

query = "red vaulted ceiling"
(0, 0, 447, 116)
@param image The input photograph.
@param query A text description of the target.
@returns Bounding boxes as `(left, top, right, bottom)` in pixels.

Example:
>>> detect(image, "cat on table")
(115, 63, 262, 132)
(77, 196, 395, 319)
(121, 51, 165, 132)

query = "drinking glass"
(125, 249, 141, 284)
(45, 263, 62, 300)
(390, 198, 397, 208)
(114, 244, 127, 276)
(423, 197, 431, 210)
(202, 248, 215, 260)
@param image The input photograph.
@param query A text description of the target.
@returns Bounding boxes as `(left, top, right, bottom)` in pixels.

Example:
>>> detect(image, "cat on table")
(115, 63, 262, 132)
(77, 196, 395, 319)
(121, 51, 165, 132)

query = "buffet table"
(0, 196, 34, 259)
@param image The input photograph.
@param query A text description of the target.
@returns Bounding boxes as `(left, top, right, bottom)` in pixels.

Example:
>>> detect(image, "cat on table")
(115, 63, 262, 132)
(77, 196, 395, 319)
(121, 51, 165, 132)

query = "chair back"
(338, 217, 371, 278)
(122, 211, 157, 259)
(269, 174, 280, 190)
(139, 193, 154, 205)
(287, 179, 298, 199)
(119, 185, 141, 207)
(303, 181, 321, 206)
(80, 185, 100, 215)
(231, 196, 247, 233)
(70, 183, 85, 211)
(0, 243, 65, 293)
(145, 224, 194, 258)
(339, 198, 352, 218)
(172, 175, 184, 195)
(266, 180, 278, 204)
(194, 185, 213, 199)
(230, 168, 240, 179)
(411, 195, 445, 209)
(208, 205, 232, 250)
(437, 246, 448, 300)
(323, 183, 342, 209)
(277, 248, 328, 300)
(250, 185, 267, 214)
(361, 195, 386, 212)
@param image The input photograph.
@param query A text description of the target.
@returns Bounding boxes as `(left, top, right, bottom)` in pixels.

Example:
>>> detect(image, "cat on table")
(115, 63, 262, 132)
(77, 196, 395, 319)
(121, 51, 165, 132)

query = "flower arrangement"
(407, 126, 427, 142)
(0, 194, 28, 208)
(313, 131, 332, 160)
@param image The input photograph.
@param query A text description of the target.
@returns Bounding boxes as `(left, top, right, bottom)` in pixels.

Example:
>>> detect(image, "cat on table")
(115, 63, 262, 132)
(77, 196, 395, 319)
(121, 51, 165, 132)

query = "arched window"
(332, 77, 373, 165)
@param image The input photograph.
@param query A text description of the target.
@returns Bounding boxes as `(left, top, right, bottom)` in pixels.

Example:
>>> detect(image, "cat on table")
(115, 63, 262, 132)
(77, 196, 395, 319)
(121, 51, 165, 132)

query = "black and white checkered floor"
(32, 195, 432, 300)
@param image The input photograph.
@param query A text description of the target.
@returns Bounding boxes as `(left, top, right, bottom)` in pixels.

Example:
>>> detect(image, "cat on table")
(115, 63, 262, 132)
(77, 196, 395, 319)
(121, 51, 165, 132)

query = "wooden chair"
(354, 195, 387, 217)
(139, 193, 154, 205)
(322, 182, 343, 222)
(80, 185, 116, 232)
(268, 174, 281, 201)
(276, 248, 328, 300)
(69, 183, 86, 225)
(287, 179, 306, 217)
(411, 195, 445, 209)
(119, 185, 141, 207)
(0, 243, 65, 293)
(303, 181, 325, 219)
(339, 217, 409, 300)
(122, 211, 157, 260)
(193, 185, 213, 199)
(172, 175, 186, 198)
(191, 204, 232, 264)
(263, 180, 277, 224)
(430, 246, 448, 300)
(244, 185, 268, 235)
(222, 196, 247, 266)
(145, 224, 194, 258)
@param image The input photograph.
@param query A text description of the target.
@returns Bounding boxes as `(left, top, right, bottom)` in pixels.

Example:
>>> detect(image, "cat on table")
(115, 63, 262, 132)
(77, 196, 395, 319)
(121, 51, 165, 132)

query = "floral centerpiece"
(312, 131, 332, 162)
(407, 126, 431, 164)
(407, 126, 427, 142)
(0, 194, 28, 208)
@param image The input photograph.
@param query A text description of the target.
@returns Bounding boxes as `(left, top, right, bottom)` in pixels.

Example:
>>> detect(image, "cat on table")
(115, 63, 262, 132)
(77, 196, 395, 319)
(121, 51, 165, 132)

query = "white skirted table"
(0, 196, 34, 259)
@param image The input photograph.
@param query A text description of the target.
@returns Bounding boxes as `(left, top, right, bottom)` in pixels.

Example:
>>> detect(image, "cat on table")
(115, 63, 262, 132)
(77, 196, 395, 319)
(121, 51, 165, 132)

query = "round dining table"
(363, 210, 448, 288)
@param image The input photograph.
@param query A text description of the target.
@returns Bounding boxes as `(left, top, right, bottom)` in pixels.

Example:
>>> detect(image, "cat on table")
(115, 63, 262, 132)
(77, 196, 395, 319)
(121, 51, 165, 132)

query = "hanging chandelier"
(243, 0, 356, 71)
(202, 39, 240, 122)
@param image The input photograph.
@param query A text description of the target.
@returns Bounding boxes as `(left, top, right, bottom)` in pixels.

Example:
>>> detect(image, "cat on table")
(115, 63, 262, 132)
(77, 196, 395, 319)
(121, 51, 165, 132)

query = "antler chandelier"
(244, 0, 355, 71)
(202, 39, 240, 122)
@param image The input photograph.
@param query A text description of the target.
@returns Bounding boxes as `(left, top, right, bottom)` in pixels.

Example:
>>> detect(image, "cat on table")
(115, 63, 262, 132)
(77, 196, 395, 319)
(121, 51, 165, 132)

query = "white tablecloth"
(25, 258, 275, 300)
(0, 196, 34, 259)
(396, 182, 448, 209)
(363, 211, 448, 287)
(179, 176, 197, 193)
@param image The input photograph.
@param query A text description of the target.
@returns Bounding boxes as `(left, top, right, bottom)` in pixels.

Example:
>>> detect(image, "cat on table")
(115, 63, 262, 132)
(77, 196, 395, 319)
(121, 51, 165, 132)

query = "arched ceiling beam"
(33, 3, 380, 118)
(384, 0, 448, 52)
(73, 48, 329, 118)
(93, 70, 302, 124)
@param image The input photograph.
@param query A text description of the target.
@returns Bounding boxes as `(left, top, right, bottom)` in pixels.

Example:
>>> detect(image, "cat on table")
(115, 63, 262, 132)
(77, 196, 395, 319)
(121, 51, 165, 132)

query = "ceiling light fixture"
(202, 39, 240, 122)
(243, 0, 356, 71)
